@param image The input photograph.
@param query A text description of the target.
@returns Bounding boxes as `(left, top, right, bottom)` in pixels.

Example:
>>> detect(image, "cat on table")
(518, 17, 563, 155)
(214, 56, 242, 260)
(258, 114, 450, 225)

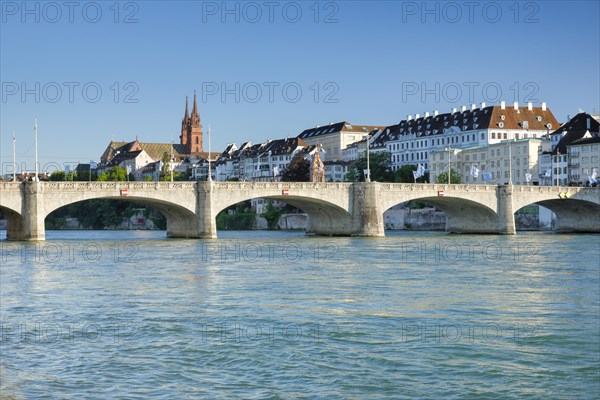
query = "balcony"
(568, 161, 580, 167)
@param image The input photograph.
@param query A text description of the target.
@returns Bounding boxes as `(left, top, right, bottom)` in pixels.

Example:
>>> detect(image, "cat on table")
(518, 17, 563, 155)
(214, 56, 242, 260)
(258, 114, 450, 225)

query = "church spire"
(183, 96, 189, 121)
(192, 90, 199, 118)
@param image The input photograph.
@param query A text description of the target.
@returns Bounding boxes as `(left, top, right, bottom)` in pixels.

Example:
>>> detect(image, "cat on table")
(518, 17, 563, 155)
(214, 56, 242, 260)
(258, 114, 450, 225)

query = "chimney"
(434, 110, 439, 116)
(408, 115, 413, 121)
(541, 102, 547, 111)
(471, 104, 476, 111)
(513, 101, 519, 110)
(425, 112, 430, 117)
(481, 102, 486, 109)
(527, 102, 533, 111)
(416, 113, 420, 119)
(452, 108, 457, 114)
(461, 105, 467, 112)
(500, 101, 506, 110)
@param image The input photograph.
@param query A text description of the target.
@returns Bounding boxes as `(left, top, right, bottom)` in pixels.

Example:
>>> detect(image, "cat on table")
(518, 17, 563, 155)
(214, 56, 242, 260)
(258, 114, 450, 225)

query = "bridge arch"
(511, 186, 600, 233)
(377, 184, 500, 234)
(0, 183, 25, 240)
(210, 182, 353, 236)
(45, 196, 200, 238)
(1, 206, 25, 241)
(40, 182, 200, 238)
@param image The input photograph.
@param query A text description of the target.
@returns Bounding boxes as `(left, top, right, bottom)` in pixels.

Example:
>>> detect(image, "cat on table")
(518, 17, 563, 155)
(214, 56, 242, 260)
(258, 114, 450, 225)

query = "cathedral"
(180, 92, 203, 156)
(101, 93, 214, 165)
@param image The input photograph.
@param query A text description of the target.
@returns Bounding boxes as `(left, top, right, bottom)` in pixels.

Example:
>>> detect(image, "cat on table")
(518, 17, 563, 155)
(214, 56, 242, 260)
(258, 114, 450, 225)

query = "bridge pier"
(351, 183, 385, 237)
(497, 185, 516, 235)
(23, 182, 46, 241)
(196, 181, 217, 239)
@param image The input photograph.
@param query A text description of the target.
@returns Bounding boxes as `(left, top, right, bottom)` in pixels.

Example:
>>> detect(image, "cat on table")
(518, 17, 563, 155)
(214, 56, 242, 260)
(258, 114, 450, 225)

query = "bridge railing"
(378, 183, 498, 192)
(41, 181, 197, 190)
(211, 181, 353, 190)
(0, 182, 22, 191)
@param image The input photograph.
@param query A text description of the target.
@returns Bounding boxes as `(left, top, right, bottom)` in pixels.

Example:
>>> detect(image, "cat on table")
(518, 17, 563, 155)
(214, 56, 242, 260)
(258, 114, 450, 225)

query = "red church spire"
(183, 96, 189, 121)
(192, 90, 199, 119)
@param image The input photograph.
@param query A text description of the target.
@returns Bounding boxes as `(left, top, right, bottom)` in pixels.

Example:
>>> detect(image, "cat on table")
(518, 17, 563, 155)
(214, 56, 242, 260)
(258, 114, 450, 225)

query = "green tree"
(394, 164, 417, 183)
(97, 166, 127, 181)
(159, 152, 171, 180)
(436, 168, 461, 184)
(50, 171, 66, 181)
(281, 155, 310, 182)
(346, 151, 393, 182)
(261, 202, 281, 229)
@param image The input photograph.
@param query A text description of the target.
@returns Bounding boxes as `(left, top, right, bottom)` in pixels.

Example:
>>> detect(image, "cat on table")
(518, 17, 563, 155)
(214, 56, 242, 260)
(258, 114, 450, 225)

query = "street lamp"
(34, 119, 38, 182)
(12, 131, 16, 182)
(362, 127, 371, 182)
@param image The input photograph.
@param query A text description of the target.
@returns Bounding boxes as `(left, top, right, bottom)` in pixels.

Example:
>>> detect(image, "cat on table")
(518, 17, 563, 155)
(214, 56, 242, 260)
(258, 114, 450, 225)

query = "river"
(1, 230, 598, 399)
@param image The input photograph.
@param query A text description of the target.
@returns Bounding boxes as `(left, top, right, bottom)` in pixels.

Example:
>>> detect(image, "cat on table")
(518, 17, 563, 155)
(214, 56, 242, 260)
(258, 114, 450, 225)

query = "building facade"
(297, 122, 382, 162)
(378, 102, 558, 172)
(430, 138, 551, 185)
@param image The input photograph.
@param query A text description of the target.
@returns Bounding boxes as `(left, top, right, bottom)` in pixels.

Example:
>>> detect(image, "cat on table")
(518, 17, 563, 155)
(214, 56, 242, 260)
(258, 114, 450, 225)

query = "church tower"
(180, 93, 203, 156)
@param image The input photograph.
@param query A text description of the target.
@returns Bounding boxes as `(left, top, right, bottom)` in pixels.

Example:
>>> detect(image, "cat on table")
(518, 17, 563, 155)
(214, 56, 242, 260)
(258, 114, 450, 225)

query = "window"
(515, 133, 519, 139)
(492, 132, 496, 139)
(481, 132, 484, 140)
(503, 133, 507, 139)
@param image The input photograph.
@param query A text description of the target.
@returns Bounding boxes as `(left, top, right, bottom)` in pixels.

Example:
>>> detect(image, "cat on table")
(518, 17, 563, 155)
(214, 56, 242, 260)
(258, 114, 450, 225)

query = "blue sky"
(1, 0, 599, 171)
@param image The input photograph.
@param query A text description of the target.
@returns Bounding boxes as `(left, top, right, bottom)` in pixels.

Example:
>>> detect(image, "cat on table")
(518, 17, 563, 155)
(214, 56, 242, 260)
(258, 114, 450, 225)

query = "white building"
(212, 138, 308, 182)
(538, 112, 600, 186)
(378, 102, 558, 172)
(430, 138, 551, 185)
(297, 121, 382, 162)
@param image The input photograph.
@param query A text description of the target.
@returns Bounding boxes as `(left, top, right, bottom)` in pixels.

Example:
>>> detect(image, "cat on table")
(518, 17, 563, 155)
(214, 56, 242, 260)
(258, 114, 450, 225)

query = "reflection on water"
(1, 230, 599, 399)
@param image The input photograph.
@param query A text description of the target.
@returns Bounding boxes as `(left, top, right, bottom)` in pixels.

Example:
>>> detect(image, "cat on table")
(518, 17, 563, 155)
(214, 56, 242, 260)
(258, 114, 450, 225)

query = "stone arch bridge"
(0, 181, 598, 240)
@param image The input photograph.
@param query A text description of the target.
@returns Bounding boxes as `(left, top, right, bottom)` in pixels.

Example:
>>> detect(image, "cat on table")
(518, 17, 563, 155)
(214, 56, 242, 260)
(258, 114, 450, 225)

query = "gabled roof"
(552, 113, 600, 154)
(382, 105, 559, 142)
(104, 150, 145, 168)
(297, 121, 384, 139)
(101, 140, 188, 163)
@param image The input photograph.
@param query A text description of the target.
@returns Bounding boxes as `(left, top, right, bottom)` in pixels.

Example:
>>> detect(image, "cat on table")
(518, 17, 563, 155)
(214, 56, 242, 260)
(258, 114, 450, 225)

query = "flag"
(589, 169, 598, 184)
(470, 165, 480, 178)
(273, 166, 280, 176)
(126, 165, 132, 174)
(413, 164, 425, 180)
(90, 161, 97, 170)
(363, 169, 369, 178)
(525, 173, 532, 182)
(544, 169, 552, 177)
(483, 172, 492, 182)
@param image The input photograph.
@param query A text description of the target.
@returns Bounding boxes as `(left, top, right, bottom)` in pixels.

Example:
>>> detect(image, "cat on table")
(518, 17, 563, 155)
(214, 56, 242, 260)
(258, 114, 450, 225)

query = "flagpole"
(170, 137, 174, 182)
(34, 119, 38, 182)
(447, 147, 451, 185)
(508, 139, 512, 185)
(12, 131, 16, 182)
(208, 124, 212, 182)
